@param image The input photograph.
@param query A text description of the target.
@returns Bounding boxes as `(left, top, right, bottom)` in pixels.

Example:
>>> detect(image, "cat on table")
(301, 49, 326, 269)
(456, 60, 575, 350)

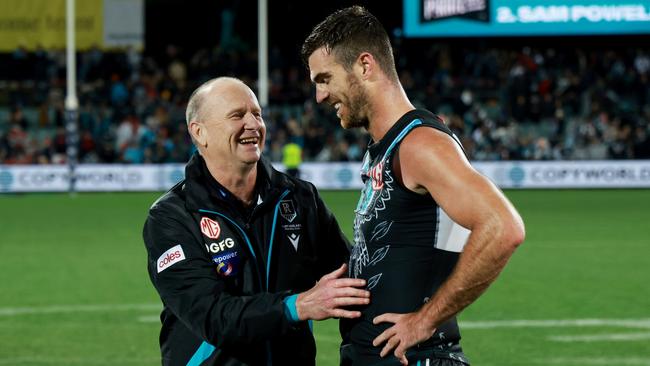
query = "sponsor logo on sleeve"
(200, 217, 221, 239)
(157, 245, 186, 273)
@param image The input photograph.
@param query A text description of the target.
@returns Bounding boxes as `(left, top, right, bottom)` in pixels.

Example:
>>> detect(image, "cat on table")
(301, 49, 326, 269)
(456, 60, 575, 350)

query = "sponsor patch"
(157, 245, 186, 273)
(200, 217, 221, 239)
(369, 161, 384, 190)
(279, 200, 297, 223)
(212, 251, 240, 277)
(205, 238, 236, 253)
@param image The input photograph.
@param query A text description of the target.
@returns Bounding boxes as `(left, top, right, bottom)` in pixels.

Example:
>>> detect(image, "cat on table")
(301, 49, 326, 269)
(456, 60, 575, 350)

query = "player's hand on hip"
(372, 311, 436, 366)
(296, 263, 370, 321)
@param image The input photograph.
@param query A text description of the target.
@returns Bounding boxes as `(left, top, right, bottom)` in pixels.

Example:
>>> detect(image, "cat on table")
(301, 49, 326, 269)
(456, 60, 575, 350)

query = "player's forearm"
(420, 216, 524, 329)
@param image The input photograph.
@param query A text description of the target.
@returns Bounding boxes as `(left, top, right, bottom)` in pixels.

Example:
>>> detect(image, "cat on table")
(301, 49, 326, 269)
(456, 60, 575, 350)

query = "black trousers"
(340, 343, 470, 366)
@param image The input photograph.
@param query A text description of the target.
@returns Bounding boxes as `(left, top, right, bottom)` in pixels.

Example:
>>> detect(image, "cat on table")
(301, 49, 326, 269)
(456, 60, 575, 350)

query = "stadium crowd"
(1, 40, 649, 165)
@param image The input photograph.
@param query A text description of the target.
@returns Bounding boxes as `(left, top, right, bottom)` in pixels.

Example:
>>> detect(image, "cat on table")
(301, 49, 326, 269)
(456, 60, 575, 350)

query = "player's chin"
(341, 119, 364, 130)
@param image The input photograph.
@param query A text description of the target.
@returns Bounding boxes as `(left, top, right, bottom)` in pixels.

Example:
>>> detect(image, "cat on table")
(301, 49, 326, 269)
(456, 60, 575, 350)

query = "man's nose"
(316, 86, 329, 104)
(244, 113, 263, 129)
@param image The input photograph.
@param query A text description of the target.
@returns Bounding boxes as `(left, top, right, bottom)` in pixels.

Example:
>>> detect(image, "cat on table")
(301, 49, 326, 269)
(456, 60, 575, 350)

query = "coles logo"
(369, 161, 384, 190)
(200, 217, 221, 239)
(157, 245, 186, 273)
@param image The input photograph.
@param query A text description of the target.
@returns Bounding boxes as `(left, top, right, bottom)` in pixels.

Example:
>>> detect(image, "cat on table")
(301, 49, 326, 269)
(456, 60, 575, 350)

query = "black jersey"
(344, 109, 471, 365)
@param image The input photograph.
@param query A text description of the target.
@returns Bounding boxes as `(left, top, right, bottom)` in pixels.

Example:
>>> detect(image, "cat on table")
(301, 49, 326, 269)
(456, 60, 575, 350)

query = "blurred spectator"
(282, 137, 302, 178)
(1, 43, 649, 164)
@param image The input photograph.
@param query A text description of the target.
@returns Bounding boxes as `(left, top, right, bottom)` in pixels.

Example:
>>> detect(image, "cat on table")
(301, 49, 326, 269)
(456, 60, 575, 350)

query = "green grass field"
(1, 190, 649, 366)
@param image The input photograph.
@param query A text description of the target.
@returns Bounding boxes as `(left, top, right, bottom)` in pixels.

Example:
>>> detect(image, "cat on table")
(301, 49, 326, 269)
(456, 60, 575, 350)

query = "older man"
(143, 77, 370, 366)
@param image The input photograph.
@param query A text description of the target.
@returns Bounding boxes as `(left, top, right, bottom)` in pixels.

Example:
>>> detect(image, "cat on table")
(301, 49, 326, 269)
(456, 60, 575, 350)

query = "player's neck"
(367, 82, 414, 143)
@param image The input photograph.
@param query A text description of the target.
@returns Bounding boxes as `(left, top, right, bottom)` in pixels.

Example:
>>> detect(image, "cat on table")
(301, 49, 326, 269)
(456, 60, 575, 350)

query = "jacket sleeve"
(310, 184, 352, 277)
(143, 200, 297, 349)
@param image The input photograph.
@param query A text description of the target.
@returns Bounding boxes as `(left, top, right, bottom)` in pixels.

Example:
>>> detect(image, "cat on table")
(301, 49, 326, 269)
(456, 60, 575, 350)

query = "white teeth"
(334, 103, 342, 118)
(239, 138, 258, 144)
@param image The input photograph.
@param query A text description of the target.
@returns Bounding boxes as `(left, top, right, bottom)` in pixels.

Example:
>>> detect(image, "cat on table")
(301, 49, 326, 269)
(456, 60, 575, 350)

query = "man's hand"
(372, 311, 436, 366)
(296, 263, 370, 321)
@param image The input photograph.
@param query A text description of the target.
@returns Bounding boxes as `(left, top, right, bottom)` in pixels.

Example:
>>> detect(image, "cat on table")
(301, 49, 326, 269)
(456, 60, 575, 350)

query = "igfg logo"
(206, 238, 235, 253)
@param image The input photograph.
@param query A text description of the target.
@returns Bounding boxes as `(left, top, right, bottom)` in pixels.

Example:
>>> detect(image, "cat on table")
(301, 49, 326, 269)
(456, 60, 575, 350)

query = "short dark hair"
(301, 6, 398, 82)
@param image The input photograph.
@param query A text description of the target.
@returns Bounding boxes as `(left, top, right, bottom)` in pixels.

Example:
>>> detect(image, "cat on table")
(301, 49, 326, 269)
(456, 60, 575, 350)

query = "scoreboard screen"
(405, 0, 650, 37)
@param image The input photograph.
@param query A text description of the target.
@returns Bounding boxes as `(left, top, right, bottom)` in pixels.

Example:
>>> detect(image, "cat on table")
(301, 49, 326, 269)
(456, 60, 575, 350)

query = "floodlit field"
(1, 189, 649, 366)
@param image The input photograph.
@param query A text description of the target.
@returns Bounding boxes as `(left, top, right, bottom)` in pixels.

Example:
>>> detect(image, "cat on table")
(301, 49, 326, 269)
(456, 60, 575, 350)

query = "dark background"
(144, 0, 648, 62)
(144, 0, 403, 65)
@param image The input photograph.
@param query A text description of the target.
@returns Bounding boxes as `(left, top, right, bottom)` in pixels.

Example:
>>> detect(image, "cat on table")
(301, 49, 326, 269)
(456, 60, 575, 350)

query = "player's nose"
(316, 85, 329, 104)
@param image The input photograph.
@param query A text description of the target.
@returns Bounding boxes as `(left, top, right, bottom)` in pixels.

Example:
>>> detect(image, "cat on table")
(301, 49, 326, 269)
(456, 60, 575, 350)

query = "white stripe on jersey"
(434, 207, 470, 253)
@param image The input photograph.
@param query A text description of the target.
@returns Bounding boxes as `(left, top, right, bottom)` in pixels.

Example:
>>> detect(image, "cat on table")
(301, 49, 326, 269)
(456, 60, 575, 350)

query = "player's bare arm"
(373, 127, 525, 365)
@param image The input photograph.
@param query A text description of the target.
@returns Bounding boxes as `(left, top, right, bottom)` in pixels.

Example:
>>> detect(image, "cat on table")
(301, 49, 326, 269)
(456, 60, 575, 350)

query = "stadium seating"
(1, 43, 648, 164)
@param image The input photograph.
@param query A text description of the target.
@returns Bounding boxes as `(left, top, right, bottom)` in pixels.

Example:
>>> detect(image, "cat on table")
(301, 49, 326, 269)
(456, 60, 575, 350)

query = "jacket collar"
(182, 152, 294, 213)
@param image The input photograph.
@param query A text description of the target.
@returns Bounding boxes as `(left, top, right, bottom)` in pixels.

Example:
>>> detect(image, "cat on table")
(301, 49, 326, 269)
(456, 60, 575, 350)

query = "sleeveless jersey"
(345, 109, 471, 364)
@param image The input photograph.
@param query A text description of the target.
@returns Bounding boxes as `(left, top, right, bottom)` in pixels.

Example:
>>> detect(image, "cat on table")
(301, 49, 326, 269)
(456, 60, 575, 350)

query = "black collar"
(183, 152, 295, 214)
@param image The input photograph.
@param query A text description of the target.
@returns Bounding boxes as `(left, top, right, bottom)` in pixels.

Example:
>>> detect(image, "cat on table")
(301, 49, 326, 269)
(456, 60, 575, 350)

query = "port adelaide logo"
(280, 199, 302, 250)
(280, 200, 297, 222)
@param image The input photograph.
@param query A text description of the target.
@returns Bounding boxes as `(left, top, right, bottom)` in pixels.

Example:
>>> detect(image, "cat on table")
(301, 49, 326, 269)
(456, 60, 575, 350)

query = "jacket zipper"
(198, 188, 290, 366)
(266, 189, 290, 291)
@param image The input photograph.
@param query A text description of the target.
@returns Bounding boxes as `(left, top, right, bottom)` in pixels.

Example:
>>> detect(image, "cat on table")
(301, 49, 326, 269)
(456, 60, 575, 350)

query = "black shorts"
(340, 343, 470, 366)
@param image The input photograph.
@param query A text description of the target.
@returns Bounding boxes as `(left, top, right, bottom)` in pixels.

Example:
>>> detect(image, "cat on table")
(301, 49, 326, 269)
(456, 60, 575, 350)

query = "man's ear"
(189, 121, 208, 147)
(357, 52, 375, 80)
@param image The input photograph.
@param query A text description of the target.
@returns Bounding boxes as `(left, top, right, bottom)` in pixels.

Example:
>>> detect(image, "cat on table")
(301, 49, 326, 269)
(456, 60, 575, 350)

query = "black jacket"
(143, 153, 351, 366)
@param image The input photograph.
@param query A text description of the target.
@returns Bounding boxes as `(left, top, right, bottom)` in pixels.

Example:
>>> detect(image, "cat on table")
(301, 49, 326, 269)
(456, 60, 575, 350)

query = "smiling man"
(143, 77, 370, 366)
(302, 7, 526, 366)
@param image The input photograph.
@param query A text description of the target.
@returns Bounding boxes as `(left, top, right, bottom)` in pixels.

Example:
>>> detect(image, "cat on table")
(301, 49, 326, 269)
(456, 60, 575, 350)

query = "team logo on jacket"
(279, 200, 297, 222)
(200, 217, 221, 239)
(369, 161, 384, 190)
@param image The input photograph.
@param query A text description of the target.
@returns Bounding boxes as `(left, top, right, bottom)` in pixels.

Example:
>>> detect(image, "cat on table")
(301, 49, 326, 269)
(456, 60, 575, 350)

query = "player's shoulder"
(398, 124, 468, 180)
(401, 125, 456, 155)
(407, 109, 448, 130)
